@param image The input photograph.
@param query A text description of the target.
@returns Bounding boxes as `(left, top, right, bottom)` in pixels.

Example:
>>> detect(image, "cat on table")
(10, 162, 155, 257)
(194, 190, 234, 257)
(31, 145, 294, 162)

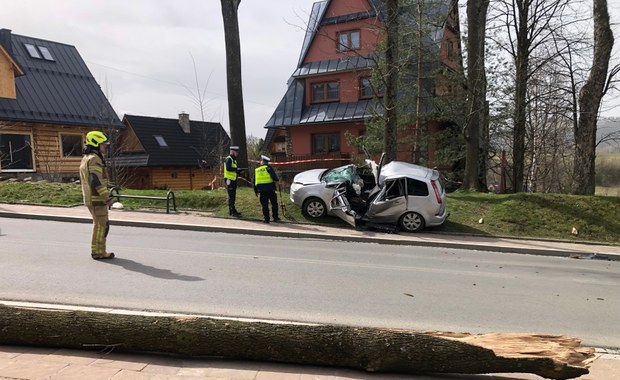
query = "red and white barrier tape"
(249, 157, 351, 166)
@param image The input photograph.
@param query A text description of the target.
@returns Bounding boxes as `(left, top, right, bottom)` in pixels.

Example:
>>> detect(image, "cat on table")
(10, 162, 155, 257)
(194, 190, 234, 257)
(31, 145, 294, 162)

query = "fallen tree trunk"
(0, 304, 594, 379)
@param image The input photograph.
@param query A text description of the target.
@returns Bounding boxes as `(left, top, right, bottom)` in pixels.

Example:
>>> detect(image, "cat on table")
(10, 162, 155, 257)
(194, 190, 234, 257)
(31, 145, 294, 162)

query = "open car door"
(327, 184, 356, 227)
(365, 177, 408, 223)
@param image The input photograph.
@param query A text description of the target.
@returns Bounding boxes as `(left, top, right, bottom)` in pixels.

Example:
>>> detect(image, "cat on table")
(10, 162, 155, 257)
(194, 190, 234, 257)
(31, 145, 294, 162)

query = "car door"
(365, 177, 408, 223)
(328, 184, 357, 227)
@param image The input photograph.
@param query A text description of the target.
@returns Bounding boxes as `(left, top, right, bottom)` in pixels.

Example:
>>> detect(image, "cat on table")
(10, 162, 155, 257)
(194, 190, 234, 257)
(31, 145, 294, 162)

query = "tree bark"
(511, 0, 531, 193)
(462, 0, 489, 191)
(0, 304, 594, 379)
(220, 0, 248, 172)
(383, 0, 399, 163)
(573, 0, 614, 195)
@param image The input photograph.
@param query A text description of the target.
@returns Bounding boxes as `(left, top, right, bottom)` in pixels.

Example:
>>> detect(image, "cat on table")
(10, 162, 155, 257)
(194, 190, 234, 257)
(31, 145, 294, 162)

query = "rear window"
(407, 178, 429, 196)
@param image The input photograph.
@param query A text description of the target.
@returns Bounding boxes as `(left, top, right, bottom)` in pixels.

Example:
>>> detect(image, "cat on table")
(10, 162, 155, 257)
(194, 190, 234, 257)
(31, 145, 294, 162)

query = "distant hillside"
(598, 117, 620, 153)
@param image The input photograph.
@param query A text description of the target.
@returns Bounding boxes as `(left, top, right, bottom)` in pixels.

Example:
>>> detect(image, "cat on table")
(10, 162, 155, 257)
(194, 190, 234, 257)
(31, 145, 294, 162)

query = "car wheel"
(303, 197, 326, 218)
(399, 212, 425, 232)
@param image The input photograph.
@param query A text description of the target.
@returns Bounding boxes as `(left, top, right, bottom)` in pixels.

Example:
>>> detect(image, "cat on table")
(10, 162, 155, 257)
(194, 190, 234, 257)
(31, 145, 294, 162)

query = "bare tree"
(383, 0, 399, 163)
(220, 0, 248, 174)
(573, 0, 615, 194)
(490, 0, 573, 192)
(462, 0, 490, 191)
(181, 53, 212, 122)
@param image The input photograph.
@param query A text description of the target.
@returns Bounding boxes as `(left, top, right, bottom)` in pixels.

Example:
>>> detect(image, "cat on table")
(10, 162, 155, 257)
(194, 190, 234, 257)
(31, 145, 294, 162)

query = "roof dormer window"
(24, 43, 55, 61)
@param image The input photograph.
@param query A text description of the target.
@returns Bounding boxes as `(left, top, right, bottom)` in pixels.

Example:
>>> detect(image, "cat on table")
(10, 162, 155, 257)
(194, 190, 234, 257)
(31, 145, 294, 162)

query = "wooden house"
(0, 28, 123, 181)
(263, 0, 462, 166)
(112, 114, 230, 190)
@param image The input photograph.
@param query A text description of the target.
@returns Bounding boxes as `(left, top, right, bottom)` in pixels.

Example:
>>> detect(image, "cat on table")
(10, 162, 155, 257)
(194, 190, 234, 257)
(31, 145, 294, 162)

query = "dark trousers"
(259, 190, 279, 221)
(226, 180, 238, 214)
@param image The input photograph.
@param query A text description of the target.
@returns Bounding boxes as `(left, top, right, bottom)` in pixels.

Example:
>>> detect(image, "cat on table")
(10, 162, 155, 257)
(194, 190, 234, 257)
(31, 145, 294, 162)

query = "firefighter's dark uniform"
(254, 156, 280, 223)
(79, 143, 113, 259)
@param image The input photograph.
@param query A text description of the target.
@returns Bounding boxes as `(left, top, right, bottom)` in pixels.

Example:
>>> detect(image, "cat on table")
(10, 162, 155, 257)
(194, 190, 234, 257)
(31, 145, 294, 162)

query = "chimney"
(178, 112, 190, 133)
(0, 29, 12, 54)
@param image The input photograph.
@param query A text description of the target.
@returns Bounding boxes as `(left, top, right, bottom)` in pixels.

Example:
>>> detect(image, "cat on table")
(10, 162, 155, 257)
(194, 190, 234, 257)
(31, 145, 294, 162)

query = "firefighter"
(79, 131, 114, 259)
(224, 145, 242, 217)
(254, 155, 281, 224)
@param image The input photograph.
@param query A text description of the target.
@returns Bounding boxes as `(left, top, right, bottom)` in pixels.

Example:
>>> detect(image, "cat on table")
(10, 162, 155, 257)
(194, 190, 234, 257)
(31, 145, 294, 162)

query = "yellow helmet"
(85, 131, 109, 148)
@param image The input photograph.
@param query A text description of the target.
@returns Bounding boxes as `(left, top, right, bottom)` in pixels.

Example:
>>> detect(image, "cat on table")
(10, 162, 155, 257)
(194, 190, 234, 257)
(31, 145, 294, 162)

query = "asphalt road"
(1, 217, 618, 348)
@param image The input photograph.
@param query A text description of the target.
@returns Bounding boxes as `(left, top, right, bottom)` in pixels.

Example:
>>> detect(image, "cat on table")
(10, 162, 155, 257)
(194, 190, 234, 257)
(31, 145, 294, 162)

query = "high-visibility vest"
(254, 165, 273, 185)
(223, 156, 238, 181)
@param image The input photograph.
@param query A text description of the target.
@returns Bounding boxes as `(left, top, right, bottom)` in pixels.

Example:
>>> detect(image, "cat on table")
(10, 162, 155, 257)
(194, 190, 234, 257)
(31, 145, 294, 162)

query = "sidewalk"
(1, 203, 619, 380)
(0, 343, 618, 380)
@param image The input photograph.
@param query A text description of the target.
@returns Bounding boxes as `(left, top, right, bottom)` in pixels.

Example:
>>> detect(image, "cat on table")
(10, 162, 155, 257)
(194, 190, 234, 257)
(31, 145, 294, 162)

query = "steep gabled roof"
(264, 0, 455, 132)
(119, 115, 230, 168)
(0, 29, 122, 128)
(293, 56, 375, 78)
(297, 0, 384, 67)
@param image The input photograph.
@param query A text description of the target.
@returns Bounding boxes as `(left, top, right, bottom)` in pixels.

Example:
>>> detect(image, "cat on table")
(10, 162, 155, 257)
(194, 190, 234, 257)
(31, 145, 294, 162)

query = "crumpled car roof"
(380, 161, 436, 181)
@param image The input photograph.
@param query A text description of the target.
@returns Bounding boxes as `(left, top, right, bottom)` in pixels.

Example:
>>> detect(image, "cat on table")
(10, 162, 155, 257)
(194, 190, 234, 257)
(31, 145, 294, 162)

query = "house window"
(312, 133, 340, 154)
(0, 133, 34, 171)
(360, 77, 374, 99)
(337, 30, 360, 51)
(154, 135, 168, 147)
(24, 43, 55, 61)
(311, 81, 339, 103)
(360, 77, 384, 99)
(60, 134, 83, 157)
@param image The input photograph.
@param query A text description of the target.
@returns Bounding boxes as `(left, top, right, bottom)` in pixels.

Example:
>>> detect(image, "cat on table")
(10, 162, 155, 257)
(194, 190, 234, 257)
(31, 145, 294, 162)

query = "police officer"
(224, 146, 242, 217)
(79, 131, 114, 259)
(254, 155, 281, 224)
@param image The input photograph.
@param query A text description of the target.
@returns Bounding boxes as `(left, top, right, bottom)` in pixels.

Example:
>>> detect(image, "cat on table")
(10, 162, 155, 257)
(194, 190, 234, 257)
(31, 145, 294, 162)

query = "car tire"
(303, 197, 326, 218)
(399, 212, 425, 232)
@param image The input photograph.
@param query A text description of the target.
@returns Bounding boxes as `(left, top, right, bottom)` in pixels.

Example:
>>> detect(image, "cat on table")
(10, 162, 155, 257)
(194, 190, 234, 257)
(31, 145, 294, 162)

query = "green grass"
(0, 181, 618, 244)
(441, 191, 620, 244)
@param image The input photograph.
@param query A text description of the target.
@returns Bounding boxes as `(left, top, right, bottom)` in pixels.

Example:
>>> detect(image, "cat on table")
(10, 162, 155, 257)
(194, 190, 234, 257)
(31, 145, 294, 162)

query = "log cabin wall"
(1, 121, 91, 181)
(124, 167, 222, 190)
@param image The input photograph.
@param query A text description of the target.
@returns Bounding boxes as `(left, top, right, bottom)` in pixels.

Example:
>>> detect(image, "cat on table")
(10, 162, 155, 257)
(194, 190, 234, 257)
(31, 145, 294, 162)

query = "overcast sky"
(1, 0, 619, 140)
(1, 0, 317, 138)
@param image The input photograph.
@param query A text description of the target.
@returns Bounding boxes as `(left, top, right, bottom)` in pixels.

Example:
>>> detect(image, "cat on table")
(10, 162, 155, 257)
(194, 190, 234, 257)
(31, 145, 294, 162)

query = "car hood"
(292, 168, 328, 185)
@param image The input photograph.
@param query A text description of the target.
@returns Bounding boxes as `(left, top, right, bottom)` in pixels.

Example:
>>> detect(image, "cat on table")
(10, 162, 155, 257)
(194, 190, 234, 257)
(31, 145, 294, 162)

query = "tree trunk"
(462, 0, 489, 191)
(573, 0, 614, 195)
(0, 304, 594, 379)
(220, 0, 248, 172)
(383, 0, 399, 163)
(512, 0, 530, 193)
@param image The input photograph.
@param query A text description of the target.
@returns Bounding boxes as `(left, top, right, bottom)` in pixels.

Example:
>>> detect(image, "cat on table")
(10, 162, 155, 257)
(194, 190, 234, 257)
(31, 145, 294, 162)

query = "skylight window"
(154, 135, 168, 147)
(38, 46, 54, 61)
(24, 44, 41, 59)
(24, 43, 55, 61)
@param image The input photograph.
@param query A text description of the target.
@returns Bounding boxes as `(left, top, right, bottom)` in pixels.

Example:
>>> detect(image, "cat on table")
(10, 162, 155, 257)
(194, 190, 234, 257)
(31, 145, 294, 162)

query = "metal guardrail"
(109, 187, 177, 214)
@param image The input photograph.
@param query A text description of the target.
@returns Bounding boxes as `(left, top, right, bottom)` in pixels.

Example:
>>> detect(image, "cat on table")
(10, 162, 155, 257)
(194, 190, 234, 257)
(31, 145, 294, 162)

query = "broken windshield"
(322, 165, 362, 186)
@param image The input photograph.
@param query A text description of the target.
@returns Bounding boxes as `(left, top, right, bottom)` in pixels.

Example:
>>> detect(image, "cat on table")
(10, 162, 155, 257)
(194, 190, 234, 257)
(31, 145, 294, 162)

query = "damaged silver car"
(289, 154, 448, 232)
